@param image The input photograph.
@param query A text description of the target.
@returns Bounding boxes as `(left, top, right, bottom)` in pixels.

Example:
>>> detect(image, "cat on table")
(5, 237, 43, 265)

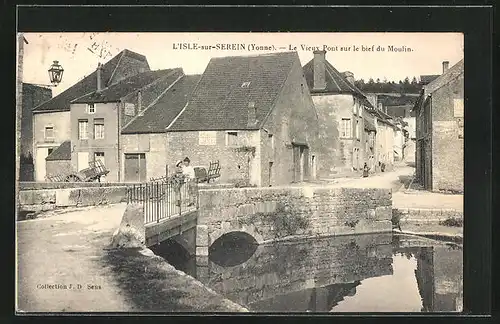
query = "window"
(94, 118, 104, 139)
(454, 99, 464, 118)
(198, 131, 217, 145)
(269, 133, 274, 150)
(341, 118, 352, 138)
(353, 99, 357, 114)
(94, 152, 105, 166)
(241, 81, 251, 88)
(355, 120, 359, 139)
(226, 131, 239, 146)
(87, 103, 95, 114)
(124, 103, 135, 116)
(78, 120, 89, 140)
(44, 126, 54, 141)
(47, 148, 54, 155)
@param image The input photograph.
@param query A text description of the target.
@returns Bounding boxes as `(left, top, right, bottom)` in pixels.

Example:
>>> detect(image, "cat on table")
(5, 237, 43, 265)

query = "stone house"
(413, 59, 464, 192)
(67, 67, 185, 182)
(32, 49, 151, 181)
(363, 114, 377, 172)
(20, 83, 52, 180)
(302, 50, 374, 178)
(165, 51, 320, 187)
(120, 74, 201, 182)
(45, 140, 72, 177)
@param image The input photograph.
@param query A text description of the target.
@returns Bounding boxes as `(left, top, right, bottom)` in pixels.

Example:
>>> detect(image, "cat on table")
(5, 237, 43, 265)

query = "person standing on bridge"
(172, 160, 186, 207)
(181, 157, 196, 207)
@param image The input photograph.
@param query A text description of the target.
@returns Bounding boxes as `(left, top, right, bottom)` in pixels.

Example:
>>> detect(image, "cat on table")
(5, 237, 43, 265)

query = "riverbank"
(102, 246, 247, 312)
(16, 203, 247, 313)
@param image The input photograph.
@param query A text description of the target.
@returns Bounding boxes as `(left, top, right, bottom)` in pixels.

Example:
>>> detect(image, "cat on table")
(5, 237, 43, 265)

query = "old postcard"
(16, 31, 464, 313)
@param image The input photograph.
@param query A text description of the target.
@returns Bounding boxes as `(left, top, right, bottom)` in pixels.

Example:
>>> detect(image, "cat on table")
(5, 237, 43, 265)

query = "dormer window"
(241, 81, 251, 88)
(87, 103, 95, 114)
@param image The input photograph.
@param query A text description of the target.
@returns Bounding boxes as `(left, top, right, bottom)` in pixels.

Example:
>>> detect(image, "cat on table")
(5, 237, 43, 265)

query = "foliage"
(344, 219, 360, 228)
(391, 209, 403, 229)
(256, 203, 310, 238)
(439, 217, 463, 227)
(233, 179, 257, 188)
(232, 146, 256, 156)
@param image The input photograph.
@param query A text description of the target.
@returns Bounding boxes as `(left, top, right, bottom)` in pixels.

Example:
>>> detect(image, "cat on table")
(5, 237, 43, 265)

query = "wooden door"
(124, 153, 146, 182)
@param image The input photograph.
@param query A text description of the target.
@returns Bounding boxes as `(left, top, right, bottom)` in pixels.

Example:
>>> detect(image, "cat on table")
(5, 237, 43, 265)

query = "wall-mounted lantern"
(48, 60, 64, 87)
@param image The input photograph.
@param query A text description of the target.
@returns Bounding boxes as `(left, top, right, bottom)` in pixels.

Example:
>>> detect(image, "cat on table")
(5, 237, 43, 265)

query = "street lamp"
(48, 60, 64, 87)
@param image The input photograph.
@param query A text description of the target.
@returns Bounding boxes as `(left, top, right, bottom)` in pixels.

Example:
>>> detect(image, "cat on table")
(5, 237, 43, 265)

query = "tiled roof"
(379, 94, 419, 107)
(122, 74, 201, 134)
(46, 140, 71, 161)
(33, 49, 149, 112)
(72, 69, 179, 104)
(167, 52, 298, 131)
(420, 75, 440, 85)
(303, 59, 374, 109)
(424, 59, 464, 94)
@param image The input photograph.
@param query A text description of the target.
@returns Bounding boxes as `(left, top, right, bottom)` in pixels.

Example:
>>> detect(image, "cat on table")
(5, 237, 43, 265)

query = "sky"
(21, 32, 464, 96)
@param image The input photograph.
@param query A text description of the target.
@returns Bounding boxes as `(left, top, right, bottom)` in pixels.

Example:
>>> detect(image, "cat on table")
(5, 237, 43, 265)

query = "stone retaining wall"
(19, 181, 141, 191)
(196, 186, 393, 263)
(19, 186, 128, 212)
(394, 207, 463, 225)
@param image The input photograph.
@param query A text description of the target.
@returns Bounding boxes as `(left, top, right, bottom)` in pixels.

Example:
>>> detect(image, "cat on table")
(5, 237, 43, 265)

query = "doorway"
(124, 153, 146, 182)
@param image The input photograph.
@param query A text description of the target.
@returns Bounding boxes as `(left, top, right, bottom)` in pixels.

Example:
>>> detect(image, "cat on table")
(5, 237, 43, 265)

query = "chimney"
(442, 61, 449, 74)
(342, 71, 355, 85)
(313, 50, 327, 90)
(96, 63, 103, 92)
(247, 101, 257, 127)
(137, 90, 143, 112)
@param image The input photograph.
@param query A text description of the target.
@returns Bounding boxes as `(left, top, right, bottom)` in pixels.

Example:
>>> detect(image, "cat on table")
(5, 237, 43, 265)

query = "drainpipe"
(117, 101, 121, 182)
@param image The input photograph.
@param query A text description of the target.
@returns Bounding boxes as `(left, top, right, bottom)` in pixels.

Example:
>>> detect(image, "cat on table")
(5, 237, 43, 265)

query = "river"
(151, 232, 463, 313)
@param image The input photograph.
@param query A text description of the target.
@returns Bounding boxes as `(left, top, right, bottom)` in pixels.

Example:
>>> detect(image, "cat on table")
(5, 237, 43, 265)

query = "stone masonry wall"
(431, 73, 464, 193)
(195, 186, 392, 261)
(19, 186, 128, 212)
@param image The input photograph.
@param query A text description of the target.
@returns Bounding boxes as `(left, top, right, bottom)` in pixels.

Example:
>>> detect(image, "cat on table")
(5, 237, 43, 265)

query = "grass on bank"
(101, 247, 246, 312)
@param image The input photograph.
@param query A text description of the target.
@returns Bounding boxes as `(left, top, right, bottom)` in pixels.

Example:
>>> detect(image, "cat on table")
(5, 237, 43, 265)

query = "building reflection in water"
(154, 233, 462, 313)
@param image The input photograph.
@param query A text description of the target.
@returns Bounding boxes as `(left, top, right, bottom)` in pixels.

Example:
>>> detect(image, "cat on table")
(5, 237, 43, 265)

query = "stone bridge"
(194, 186, 393, 265)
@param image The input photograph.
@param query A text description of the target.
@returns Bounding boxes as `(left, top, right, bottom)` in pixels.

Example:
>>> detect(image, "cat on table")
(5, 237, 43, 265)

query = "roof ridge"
(260, 53, 299, 128)
(211, 51, 298, 60)
(107, 50, 126, 87)
(166, 68, 207, 131)
(121, 71, 184, 131)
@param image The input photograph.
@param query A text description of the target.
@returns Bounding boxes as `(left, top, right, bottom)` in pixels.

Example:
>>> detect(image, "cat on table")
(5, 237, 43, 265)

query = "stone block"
(55, 188, 78, 207)
(221, 221, 231, 231)
(366, 209, 376, 220)
(21, 190, 56, 206)
(19, 190, 34, 205)
(196, 225, 209, 247)
(375, 206, 392, 221)
(196, 246, 209, 257)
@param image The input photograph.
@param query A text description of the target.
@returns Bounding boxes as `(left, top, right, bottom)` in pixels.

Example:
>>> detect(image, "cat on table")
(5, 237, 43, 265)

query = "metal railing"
(127, 178, 199, 225)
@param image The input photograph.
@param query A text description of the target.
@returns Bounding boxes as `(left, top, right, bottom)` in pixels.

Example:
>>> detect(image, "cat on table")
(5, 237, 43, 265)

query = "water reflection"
(161, 233, 463, 313)
(209, 232, 258, 267)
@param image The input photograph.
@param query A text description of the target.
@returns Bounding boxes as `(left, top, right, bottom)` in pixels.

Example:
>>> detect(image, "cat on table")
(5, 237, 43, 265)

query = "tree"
(403, 77, 410, 84)
(376, 78, 380, 83)
(368, 78, 375, 84)
(411, 76, 418, 85)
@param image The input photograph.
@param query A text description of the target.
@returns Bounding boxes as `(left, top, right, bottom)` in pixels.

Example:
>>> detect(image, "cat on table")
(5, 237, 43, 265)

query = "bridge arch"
(208, 223, 264, 248)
